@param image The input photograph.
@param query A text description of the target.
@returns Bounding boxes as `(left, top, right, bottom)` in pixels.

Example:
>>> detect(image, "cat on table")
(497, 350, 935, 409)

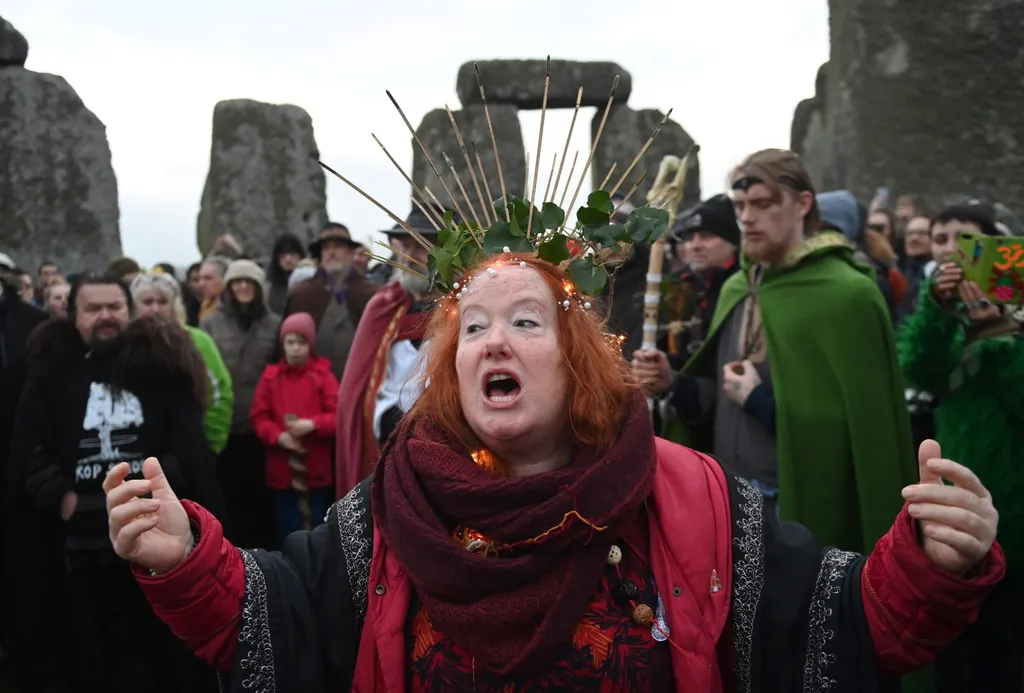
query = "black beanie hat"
(673, 194, 740, 246)
(933, 197, 1002, 237)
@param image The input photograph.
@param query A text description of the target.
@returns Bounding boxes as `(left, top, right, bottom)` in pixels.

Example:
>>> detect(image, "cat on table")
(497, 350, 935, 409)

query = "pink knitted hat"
(279, 312, 316, 349)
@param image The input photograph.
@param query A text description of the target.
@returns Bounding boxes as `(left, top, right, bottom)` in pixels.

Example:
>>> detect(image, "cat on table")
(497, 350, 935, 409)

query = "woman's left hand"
(902, 440, 999, 576)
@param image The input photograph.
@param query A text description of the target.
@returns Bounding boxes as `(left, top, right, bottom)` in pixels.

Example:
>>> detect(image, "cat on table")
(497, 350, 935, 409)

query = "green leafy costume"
(897, 283, 1024, 574)
(681, 233, 919, 554)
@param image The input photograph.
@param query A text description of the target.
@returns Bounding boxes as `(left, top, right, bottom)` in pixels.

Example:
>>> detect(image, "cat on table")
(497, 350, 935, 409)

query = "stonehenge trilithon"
(196, 99, 328, 258)
(0, 15, 122, 273)
(456, 59, 631, 111)
(413, 59, 699, 217)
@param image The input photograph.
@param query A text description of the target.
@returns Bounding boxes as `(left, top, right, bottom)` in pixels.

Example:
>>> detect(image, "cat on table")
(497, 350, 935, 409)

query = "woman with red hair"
(104, 252, 1002, 693)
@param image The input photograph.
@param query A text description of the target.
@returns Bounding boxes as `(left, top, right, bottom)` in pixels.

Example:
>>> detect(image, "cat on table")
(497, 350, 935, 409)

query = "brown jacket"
(282, 270, 378, 327)
(280, 269, 379, 379)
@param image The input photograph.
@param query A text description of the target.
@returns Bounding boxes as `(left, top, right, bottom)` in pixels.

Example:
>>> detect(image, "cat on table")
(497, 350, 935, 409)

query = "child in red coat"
(250, 312, 338, 540)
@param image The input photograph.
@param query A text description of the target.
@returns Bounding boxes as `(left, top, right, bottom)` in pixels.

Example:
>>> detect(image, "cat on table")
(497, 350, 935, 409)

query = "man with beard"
(671, 194, 740, 357)
(333, 210, 437, 497)
(8, 273, 225, 693)
(282, 222, 379, 380)
(634, 149, 917, 560)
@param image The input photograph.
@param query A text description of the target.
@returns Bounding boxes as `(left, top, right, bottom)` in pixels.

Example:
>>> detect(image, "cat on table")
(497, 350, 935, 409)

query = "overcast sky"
(5, 0, 829, 268)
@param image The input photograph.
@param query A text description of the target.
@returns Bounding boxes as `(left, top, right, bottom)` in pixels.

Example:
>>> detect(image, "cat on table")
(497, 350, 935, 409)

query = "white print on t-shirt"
(76, 382, 145, 481)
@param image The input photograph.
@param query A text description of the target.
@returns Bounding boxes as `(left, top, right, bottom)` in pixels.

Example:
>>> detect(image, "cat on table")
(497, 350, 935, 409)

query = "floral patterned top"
(406, 521, 674, 692)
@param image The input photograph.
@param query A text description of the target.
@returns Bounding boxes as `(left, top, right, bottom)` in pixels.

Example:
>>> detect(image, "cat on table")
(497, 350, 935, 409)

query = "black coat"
(221, 470, 890, 693)
(6, 316, 225, 691)
(0, 295, 47, 501)
(0, 294, 47, 683)
(600, 243, 651, 360)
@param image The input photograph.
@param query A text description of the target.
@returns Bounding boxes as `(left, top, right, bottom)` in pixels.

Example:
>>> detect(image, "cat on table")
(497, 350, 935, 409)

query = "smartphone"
(873, 186, 892, 209)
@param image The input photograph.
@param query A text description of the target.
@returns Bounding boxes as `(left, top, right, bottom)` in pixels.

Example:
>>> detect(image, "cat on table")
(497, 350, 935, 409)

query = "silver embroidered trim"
(334, 485, 372, 630)
(802, 548, 858, 693)
(731, 477, 766, 693)
(238, 549, 276, 692)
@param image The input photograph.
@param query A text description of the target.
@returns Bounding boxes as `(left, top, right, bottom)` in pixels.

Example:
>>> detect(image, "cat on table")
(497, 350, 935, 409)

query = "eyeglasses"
(868, 223, 888, 233)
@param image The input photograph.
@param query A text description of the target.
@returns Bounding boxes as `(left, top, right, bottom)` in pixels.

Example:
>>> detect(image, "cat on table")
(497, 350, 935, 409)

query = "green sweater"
(898, 283, 1024, 574)
(186, 325, 233, 453)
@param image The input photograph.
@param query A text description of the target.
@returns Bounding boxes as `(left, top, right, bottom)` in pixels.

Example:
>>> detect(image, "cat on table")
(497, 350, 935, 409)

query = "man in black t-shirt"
(8, 273, 224, 693)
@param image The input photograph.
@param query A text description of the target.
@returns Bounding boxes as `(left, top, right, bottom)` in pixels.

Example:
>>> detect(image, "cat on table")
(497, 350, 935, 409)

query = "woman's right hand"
(104, 458, 192, 575)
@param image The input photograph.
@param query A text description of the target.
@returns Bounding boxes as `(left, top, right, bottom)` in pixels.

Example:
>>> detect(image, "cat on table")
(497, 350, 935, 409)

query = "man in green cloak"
(634, 148, 918, 556)
(636, 149, 935, 693)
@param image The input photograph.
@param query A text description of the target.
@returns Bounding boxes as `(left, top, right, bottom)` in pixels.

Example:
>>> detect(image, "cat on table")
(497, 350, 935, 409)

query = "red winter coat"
(135, 440, 1005, 692)
(250, 355, 339, 490)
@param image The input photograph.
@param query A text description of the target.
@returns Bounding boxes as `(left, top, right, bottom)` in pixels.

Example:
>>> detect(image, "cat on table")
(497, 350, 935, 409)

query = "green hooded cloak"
(679, 233, 918, 554)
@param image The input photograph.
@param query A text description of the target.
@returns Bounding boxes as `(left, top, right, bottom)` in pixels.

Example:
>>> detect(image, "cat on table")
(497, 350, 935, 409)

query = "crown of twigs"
(318, 56, 693, 297)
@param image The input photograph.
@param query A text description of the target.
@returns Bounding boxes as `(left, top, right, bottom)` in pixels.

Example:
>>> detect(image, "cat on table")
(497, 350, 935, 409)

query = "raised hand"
(902, 440, 999, 576)
(104, 457, 192, 574)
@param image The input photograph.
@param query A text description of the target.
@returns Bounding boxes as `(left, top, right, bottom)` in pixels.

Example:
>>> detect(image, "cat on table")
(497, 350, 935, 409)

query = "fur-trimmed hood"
(26, 314, 208, 408)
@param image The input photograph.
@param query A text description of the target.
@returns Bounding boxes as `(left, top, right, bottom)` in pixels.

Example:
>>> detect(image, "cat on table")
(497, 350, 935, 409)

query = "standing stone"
(828, 0, 1024, 213)
(411, 105, 526, 219)
(790, 62, 837, 192)
(0, 15, 28, 67)
(592, 106, 700, 210)
(196, 99, 327, 257)
(457, 60, 631, 110)
(0, 18, 121, 273)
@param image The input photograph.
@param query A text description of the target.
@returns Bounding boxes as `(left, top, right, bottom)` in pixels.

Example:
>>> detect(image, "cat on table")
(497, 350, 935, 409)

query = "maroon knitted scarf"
(371, 389, 656, 677)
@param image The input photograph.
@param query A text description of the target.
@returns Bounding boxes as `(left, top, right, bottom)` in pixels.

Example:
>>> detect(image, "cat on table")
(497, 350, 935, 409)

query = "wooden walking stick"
(283, 413, 313, 531)
(641, 144, 700, 412)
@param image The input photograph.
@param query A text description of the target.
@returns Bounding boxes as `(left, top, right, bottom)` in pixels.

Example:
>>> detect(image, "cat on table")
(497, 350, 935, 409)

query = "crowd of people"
(0, 147, 1020, 692)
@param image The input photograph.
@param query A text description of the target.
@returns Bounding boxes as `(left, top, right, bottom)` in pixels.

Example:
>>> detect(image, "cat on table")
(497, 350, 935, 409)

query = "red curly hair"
(408, 253, 637, 454)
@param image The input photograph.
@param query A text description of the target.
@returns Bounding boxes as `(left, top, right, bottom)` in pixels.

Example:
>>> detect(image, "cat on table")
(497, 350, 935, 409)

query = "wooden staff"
(641, 145, 700, 411)
(284, 413, 313, 531)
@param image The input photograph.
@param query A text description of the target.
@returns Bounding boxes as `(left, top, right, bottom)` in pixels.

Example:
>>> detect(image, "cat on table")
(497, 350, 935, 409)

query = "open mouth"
(483, 370, 522, 403)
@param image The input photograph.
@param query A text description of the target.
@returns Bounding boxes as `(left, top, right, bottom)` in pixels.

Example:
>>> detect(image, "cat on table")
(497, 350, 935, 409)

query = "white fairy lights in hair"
(560, 280, 592, 312)
(441, 259, 595, 314)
